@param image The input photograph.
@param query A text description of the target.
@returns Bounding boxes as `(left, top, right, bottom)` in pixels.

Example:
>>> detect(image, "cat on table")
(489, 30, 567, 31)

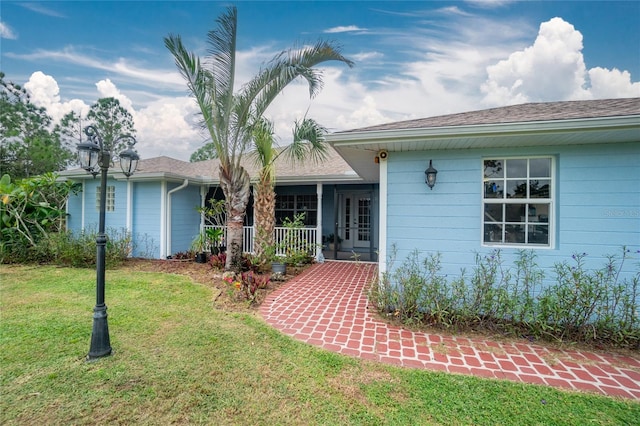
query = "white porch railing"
(203, 225, 317, 256)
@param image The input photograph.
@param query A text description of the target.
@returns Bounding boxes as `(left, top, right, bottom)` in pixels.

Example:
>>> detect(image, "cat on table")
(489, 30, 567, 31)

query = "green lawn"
(1, 265, 638, 425)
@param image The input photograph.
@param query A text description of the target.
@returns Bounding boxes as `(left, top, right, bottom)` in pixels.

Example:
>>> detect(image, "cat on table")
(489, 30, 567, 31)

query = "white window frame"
(275, 194, 318, 227)
(481, 156, 554, 249)
(96, 185, 116, 212)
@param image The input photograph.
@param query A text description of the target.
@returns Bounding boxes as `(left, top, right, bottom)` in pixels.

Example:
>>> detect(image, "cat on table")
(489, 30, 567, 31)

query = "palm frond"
(237, 40, 353, 132)
(164, 35, 219, 153)
(206, 6, 238, 161)
(285, 117, 329, 166)
(251, 117, 276, 183)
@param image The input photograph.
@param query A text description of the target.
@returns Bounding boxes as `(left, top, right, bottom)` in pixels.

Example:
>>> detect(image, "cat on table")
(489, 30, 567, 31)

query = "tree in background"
(56, 97, 137, 156)
(0, 72, 73, 178)
(189, 142, 218, 162)
(165, 6, 353, 271)
(54, 110, 85, 146)
(252, 116, 328, 263)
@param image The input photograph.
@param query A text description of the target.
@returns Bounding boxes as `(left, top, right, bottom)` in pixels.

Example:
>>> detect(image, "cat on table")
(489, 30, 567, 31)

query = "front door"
(341, 193, 372, 249)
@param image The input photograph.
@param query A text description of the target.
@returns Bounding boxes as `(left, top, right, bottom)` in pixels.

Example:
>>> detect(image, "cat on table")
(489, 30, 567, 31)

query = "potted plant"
(191, 232, 208, 263)
(262, 244, 286, 275)
(205, 227, 224, 255)
(324, 233, 342, 251)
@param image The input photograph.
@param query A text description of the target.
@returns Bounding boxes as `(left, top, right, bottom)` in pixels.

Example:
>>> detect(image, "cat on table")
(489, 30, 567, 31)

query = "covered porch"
(201, 182, 379, 262)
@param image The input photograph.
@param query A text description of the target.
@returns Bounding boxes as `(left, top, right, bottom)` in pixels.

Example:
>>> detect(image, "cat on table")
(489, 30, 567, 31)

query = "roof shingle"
(337, 98, 640, 133)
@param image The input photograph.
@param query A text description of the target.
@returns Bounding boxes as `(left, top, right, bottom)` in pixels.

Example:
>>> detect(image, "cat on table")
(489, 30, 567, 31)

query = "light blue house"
(61, 97, 639, 282)
(61, 147, 380, 260)
(328, 97, 640, 282)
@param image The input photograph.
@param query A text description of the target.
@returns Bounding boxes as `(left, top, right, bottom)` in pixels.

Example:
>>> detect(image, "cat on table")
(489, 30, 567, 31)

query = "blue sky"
(2, 1, 639, 160)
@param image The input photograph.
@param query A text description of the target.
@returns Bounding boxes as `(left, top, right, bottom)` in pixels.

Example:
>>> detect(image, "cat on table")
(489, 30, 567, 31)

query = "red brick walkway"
(260, 261, 640, 400)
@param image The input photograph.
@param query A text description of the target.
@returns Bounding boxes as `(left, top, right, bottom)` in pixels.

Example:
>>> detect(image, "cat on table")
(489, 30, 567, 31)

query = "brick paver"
(260, 261, 640, 400)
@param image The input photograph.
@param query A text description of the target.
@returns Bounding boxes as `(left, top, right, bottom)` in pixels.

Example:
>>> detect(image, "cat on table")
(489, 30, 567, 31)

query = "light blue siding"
(169, 183, 201, 255)
(81, 177, 128, 231)
(386, 142, 640, 285)
(132, 181, 162, 258)
(66, 185, 83, 233)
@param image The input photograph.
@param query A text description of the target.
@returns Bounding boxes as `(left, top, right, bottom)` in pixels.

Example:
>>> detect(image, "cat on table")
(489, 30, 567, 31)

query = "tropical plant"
(196, 198, 226, 228)
(205, 227, 224, 252)
(0, 173, 79, 261)
(252, 116, 328, 263)
(190, 232, 208, 253)
(165, 6, 353, 271)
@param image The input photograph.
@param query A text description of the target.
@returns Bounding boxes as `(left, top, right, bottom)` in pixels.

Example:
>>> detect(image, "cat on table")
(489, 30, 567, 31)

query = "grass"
(1, 265, 639, 425)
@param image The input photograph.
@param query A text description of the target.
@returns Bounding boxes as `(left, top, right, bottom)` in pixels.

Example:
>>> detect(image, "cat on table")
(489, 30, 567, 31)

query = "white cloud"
(437, 6, 471, 16)
(7, 47, 184, 90)
(588, 67, 640, 99)
(24, 71, 90, 123)
(351, 51, 384, 62)
(481, 17, 639, 105)
(20, 3, 66, 18)
(95, 79, 136, 114)
(324, 25, 367, 34)
(135, 97, 202, 160)
(465, 0, 514, 9)
(17, 13, 638, 163)
(0, 21, 17, 39)
(21, 72, 201, 160)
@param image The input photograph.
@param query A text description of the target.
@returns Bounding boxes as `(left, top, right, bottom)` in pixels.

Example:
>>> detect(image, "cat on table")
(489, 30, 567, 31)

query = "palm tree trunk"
(219, 164, 251, 272)
(253, 170, 275, 262)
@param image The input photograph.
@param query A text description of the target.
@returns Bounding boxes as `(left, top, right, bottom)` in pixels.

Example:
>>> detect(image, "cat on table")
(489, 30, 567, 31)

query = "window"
(96, 185, 115, 212)
(483, 157, 552, 247)
(275, 194, 317, 226)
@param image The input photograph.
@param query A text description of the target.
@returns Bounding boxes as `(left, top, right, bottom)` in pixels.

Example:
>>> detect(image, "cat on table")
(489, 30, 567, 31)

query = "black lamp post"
(77, 125, 139, 360)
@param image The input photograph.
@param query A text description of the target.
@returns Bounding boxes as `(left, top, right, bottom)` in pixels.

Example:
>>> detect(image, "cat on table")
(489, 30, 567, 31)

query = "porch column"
(316, 183, 323, 261)
(160, 181, 167, 259)
(379, 155, 388, 275)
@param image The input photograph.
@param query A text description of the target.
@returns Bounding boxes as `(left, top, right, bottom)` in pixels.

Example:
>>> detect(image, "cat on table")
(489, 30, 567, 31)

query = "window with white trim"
(275, 194, 317, 226)
(96, 185, 115, 212)
(483, 157, 552, 247)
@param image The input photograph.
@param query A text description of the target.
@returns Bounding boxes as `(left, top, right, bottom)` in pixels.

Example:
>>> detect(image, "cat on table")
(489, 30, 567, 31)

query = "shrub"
(240, 271, 270, 302)
(36, 227, 135, 268)
(171, 250, 195, 260)
(1, 173, 79, 263)
(209, 253, 226, 270)
(370, 245, 639, 349)
(210, 252, 260, 272)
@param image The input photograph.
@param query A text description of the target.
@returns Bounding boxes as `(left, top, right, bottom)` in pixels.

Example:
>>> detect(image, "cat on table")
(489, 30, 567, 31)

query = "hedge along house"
(327, 98, 640, 285)
(60, 145, 380, 261)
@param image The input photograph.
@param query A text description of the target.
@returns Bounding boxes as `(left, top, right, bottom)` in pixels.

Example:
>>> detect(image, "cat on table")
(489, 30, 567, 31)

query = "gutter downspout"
(165, 179, 189, 258)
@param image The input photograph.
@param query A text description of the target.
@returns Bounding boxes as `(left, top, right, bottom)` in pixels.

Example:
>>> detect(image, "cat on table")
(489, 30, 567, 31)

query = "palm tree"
(252, 116, 328, 263)
(165, 6, 353, 271)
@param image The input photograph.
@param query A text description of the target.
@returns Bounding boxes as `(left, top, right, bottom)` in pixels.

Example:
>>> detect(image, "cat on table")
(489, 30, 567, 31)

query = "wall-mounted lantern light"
(425, 160, 438, 190)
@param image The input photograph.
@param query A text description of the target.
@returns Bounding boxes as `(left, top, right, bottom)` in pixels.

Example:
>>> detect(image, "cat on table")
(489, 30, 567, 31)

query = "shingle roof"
(336, 98, 640, 133)
(134, 144, 356, 182)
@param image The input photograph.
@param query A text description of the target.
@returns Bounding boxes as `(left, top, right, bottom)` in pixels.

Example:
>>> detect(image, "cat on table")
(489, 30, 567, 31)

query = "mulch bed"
(120, 258, 307, 312)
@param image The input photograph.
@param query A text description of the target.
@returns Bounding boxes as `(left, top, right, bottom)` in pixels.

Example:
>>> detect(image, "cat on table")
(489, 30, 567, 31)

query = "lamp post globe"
(78, 125, 139, 360)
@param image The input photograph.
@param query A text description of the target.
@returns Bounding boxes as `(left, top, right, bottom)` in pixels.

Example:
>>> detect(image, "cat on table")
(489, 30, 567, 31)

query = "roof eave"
(327, 115, 640, 150)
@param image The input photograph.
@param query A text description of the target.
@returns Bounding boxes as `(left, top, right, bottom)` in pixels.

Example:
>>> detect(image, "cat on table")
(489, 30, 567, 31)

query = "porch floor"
(260, 261, 640, 400)
(321, 249, 377, 262)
